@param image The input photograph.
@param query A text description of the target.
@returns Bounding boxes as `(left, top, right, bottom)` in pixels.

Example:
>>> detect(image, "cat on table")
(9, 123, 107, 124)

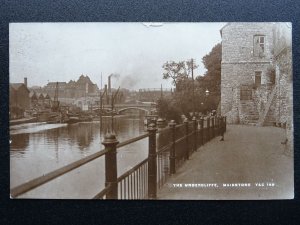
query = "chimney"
(108, 75, 111, 93)
(104, 84, 109, 104)
(24, 77, 27, 87)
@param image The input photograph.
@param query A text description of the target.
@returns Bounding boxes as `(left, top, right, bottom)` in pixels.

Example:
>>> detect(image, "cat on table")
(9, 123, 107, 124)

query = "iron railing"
(10, 116, 226, 199)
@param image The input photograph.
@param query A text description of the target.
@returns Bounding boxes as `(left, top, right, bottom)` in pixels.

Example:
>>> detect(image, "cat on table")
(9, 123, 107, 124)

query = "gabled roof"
(10, 83, 24, 90)
(43, 93, 51, 99)
(10, 83, 30, 92)
(37, 93, 45, 99)
(29, 91, 37, 98)
(77, 74, 93, 84)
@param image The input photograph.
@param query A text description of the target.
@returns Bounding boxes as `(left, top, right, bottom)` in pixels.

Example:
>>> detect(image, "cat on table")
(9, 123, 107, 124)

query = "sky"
(10, 22, 226, 90)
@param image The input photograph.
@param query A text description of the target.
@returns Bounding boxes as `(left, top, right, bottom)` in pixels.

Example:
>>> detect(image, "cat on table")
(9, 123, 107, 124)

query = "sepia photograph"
(9, 22, 293, 199)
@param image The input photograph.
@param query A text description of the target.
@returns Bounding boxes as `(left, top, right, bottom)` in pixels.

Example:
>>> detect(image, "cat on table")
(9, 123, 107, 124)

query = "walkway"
(158, 125, 293, 200)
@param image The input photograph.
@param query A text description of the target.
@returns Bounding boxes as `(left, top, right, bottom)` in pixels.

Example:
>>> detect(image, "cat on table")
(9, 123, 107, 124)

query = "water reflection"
(10, 115, 149, 192)
(10, 133, 29, 155)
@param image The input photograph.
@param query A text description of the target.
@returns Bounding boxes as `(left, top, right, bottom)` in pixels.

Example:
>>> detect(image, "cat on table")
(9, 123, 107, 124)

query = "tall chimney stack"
(24, 77, 27, 87)
(108, 75, 111, 94)
(105, 84, 109, 104)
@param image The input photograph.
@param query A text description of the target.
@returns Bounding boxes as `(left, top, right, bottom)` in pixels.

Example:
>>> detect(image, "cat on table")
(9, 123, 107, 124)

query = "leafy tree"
(198, 43, 222, 95)
(196, 43, 222, 111)
(157, 97, 181, 123)
(162, 59, 198, 89)
(159, 43, 222, 121)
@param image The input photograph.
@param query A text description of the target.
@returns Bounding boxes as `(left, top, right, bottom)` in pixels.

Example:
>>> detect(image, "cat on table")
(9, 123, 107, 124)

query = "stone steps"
(240, 100, 260, 125)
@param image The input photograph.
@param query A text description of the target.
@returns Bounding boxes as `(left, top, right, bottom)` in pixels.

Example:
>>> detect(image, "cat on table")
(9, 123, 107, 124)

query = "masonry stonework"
(220, 22, 292, 135)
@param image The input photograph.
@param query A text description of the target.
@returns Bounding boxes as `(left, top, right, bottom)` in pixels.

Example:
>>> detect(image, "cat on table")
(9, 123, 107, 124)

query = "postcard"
(9, 22, 293, 199)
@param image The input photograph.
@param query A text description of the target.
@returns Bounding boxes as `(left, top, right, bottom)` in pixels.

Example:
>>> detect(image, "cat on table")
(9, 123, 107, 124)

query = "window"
(270, 70, 276, 85)
(240, 86, 252, 100)
(255, 71, 262, 87)
(253, 35, 265, 57)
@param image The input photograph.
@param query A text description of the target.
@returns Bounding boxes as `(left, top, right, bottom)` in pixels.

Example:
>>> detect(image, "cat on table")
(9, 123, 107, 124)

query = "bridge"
(92, 103, 156, 115)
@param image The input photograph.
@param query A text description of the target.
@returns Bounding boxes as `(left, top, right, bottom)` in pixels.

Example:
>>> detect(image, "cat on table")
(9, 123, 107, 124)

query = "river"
(10, 115, 150, 199)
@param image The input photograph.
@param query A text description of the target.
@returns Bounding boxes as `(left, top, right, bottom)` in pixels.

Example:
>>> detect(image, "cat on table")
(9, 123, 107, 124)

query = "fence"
(10, 116, 226, 199)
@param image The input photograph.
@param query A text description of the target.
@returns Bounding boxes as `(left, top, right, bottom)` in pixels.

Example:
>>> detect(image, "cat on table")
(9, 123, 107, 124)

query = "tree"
(159, 43, 222, 121)
(162, 59, 198, 89)
(157, 97, 181, 123)
(198, 43, 222, 94)
(196, 43, 222, 111)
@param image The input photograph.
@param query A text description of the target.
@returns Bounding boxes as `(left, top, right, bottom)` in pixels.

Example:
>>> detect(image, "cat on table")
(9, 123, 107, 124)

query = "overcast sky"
(10, 22, 225, 90)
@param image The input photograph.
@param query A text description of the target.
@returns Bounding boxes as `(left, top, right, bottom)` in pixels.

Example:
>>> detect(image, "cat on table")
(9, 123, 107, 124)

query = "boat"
(67, 116, 81, 124)
(36, 111, 60, 122)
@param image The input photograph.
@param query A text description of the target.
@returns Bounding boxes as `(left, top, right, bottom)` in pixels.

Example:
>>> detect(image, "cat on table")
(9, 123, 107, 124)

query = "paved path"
(157, 125, 293, 200)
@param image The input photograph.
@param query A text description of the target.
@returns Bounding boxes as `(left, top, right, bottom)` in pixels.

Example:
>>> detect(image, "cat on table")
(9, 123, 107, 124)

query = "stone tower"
(220, 22, 291, 126)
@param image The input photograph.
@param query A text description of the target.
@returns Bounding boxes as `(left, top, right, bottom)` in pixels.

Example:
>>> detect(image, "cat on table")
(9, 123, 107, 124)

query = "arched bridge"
(92, 103, 156, 115)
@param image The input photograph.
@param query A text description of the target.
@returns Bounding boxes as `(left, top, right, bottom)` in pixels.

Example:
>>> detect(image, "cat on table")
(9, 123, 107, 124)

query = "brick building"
(220, 23, 292, 131)
(44, 75, 99, 99)
(9, 78, 30, 119)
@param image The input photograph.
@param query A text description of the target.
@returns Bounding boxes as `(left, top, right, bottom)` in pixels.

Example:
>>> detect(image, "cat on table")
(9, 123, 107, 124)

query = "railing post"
(192, 117, 197, 152)
(200, 117, 204, 145)
(207, 117, 210, 141)
(219, 116, 222, 134)
(169, 120, 176, 175)
(102, 133, 119, 199)
(217, 116, 219, 135)
(147, 123, 157, 199)
(157, 118, 165, 129)
(184, 118, 189, 160)
(211, 116, 215, 138)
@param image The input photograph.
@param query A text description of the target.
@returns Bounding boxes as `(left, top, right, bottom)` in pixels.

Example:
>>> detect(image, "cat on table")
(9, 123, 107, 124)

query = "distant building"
(72, 75, 99, 98)
(10, 78, 30, 119)
(43, 82, 67, 98)
(43, 74, 99, 99)
(138, 88, 172, 102)
(29, 91, 38, 108)
(220, 23, 292, 129)
(73, 96, 99, 111)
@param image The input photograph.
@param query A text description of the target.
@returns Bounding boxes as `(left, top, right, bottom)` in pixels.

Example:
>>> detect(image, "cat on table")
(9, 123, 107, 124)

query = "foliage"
(159, 43, 222, 121)
(196, 43, 222, 111)
(157, 97, 181, 123)
(198, 43, 222, 95)
(162, 60, 198, 88)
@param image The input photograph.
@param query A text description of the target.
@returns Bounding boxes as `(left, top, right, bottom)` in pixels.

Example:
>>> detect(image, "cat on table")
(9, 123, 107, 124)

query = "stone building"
(220, 23, 292, 131)
(272, 23, 293, 151)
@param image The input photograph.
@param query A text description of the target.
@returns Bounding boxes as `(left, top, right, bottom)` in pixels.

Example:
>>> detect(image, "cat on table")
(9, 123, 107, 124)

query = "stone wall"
(221, 62, 272, 123)
(221, 23, 274, 64)
(220, 23, 274, 123)
(253, 84, 275, 123)
(272, 23, 293, 151)
(274, 47, 292, 124)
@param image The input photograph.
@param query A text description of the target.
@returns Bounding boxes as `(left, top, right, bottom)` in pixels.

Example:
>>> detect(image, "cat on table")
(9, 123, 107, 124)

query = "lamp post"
(201, 89, 210, 115)
(205, 89, 210, 115)
(205, 88, 210, 96)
